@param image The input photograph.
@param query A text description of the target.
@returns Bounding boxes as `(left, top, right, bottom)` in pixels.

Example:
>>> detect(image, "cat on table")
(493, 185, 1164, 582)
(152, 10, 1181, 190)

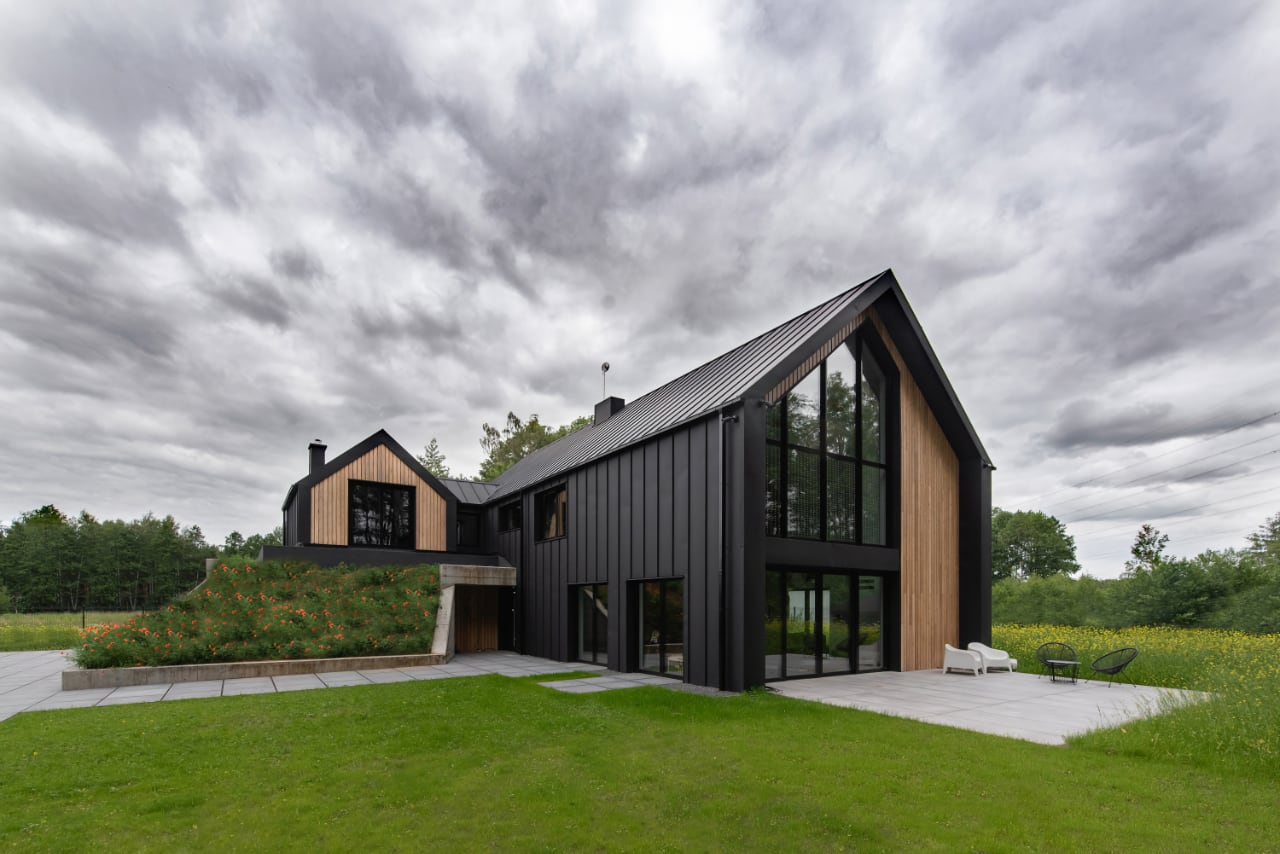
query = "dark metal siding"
(516, 416, 722, 684)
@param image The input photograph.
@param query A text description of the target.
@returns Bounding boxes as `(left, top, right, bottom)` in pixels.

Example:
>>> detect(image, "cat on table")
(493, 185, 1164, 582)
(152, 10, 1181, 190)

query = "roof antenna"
(601, 362, 610, 398)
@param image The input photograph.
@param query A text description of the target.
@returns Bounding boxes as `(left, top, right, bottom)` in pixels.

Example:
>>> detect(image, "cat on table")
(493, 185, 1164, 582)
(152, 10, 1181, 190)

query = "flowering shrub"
(75, 561, 441, 669)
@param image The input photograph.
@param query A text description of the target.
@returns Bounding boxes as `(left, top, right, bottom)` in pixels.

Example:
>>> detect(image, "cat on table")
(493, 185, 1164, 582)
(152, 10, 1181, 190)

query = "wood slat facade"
(874, 310, 961, 670)
(310, 445, 448, 550)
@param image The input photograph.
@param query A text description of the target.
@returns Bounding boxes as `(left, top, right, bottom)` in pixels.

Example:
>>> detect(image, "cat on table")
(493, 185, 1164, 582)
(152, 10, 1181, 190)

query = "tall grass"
(0, 612, 141, 652)
(994, 624, 1279, 775)
(74, 561, 441, 668)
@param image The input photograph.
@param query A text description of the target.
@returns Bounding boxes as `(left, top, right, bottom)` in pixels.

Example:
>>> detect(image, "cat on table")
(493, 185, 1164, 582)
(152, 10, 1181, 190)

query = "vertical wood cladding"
(309, 445, 448, 550)
(519, 418, 721, 683)
(872, 310, 960, 670)
(454, 586, 500, 652)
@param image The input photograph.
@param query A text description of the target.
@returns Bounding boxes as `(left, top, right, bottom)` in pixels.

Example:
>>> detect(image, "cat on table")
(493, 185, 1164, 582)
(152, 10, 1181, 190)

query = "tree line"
(992, 507, 1280, 634)
(0, 505, 280, 613)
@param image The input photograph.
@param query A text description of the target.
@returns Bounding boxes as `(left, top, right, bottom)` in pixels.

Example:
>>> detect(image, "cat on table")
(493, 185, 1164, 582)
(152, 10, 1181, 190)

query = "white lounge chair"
(968, 642, 1018, 672)
(943, 643, 984, 675)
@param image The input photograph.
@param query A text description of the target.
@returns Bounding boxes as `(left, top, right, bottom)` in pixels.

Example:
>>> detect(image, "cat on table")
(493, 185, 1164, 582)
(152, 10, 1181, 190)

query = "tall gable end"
(309, 444, 449, 550)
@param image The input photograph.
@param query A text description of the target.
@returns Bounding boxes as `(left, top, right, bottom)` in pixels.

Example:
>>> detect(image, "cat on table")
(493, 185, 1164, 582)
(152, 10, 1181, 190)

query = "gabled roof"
(282, 429, 455, 510)
(489, 270, 908, 501)
(438, 478, 499, 505)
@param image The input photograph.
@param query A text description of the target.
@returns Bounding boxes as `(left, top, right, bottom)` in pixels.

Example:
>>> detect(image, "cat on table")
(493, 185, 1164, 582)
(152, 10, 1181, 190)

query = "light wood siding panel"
(309, 445, 448, 550)
(871, 310, 959, 670)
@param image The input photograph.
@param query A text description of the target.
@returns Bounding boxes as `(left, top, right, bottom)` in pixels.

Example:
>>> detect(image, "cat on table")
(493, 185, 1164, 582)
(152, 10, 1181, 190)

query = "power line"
(1044, 429, 1280, 514)
(1072, 485, 1280, 537)
(1061, 453, 1280, 523)
(1075, 495, 1280, 561)
(1016, 408, 1280, 506)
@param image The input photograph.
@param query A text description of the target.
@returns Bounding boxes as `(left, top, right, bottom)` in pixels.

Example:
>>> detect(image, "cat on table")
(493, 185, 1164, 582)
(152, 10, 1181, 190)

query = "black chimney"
(594, 397, 625, 426)
(308, 440, 327, 474)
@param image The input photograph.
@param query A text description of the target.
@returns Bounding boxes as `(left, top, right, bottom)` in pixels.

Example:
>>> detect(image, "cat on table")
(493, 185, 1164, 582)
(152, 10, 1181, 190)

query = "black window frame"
(765, 325, 897, 546)
(347, 479, 416, 549)
(497, 501, 522, 532)
(534, 485, 567, 542)
(572, 582, 609, 665)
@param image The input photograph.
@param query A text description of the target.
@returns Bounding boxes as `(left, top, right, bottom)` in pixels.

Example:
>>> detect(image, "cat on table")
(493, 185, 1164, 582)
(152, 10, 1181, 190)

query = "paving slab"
(771, 670, 1206, 745)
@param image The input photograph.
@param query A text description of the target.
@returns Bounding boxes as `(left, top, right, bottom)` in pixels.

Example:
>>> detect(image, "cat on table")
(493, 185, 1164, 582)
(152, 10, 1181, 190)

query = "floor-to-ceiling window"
(766, 331, 890, 545)
(764, 570, 884, 680)
(638, 579, 683, 677)
(574, 583, 608, 665)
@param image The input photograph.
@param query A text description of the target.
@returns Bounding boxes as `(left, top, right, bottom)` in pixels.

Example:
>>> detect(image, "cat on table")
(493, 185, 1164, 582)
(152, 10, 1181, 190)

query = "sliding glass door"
(765, 569, 885, 680)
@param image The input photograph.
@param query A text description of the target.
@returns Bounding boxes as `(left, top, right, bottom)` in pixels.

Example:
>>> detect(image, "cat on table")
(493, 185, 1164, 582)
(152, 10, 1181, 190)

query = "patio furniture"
(1036, 642, 1080, 684)
(1091, 647, 1139, 687)
(968, 642, 1018, 672)
(943, 643, 984, 676)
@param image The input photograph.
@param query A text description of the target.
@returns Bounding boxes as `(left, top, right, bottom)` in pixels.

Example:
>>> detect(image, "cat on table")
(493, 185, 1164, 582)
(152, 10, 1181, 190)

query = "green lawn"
(2, 675, 1276, 851)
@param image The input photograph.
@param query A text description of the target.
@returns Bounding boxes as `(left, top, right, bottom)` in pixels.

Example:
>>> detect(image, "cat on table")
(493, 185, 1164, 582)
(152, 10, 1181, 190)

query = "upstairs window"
(765, 328, 892, 546)
(535, 486, 567, 541)
(498, 502, 522, 531)
(349, 480, 415, 548)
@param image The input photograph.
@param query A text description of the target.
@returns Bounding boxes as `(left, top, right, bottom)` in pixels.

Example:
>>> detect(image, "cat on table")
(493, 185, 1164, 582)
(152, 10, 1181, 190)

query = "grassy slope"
(2, 677, 1276, 852)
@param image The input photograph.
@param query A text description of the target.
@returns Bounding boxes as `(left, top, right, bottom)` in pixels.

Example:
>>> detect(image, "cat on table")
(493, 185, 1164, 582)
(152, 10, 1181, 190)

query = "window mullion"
(854, 333, 863, 544)
(819, 360, 827, 541)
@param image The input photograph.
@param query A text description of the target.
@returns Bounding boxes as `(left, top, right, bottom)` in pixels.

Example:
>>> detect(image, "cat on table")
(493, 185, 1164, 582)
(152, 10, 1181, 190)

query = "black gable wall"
(504, 416, 724, 686)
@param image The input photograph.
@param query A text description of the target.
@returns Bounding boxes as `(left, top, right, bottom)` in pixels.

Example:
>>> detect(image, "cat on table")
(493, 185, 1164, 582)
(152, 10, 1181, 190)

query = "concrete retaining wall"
(63, 652, 447, 690)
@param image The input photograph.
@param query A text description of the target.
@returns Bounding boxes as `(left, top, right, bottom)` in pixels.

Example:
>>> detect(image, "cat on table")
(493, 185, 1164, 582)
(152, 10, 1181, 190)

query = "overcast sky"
(1, 2, 1277, 578)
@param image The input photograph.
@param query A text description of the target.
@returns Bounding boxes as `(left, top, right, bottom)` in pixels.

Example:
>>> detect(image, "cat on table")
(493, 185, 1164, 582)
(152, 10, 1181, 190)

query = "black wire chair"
(1091, 647, 1139, 687)
(1035, 642, 1079, 683)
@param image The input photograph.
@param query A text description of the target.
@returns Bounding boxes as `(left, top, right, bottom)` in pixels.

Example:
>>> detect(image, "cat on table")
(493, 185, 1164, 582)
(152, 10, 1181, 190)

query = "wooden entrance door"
(454, 585, 500, 652)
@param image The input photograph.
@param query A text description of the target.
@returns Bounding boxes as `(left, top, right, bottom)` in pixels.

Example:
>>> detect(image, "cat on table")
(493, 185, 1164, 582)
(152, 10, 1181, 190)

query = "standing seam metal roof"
(438, 478, 500, 504)
(486, 272, 888, 501)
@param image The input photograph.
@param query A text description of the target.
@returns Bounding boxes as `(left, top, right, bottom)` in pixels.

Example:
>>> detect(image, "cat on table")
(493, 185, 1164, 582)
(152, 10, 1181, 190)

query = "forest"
(991, 508, 1280, 634)
(0, 505, 278, 612)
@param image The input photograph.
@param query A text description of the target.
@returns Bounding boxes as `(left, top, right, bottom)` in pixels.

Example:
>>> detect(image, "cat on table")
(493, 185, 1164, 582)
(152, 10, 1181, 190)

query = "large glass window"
(765, 569, 884, 680)
(348, 481, 415, 548)
(535, 486, 566, 541)
(765, 329, 892, 545)
(639, 579, 683, 677)
(575, 583, 608, 665)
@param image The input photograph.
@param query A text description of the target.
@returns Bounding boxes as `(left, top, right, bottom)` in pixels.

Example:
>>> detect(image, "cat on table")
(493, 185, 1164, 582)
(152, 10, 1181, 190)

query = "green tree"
(990, 508, 1080, 580)
(242, 527, 283, 558)
(477, 412, 590, 481)
(416, 438, 451, 479)
(222, 531, 246, 555)
(1246, 511, 1280, 566)
(1124, 523, 1170, 575)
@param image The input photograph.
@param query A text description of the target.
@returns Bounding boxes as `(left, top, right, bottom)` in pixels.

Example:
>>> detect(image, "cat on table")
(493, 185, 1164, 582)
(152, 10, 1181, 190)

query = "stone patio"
(770, 668, 1209, 745)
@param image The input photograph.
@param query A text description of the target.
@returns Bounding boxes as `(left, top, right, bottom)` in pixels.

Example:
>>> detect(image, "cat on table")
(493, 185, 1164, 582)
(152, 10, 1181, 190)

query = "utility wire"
(1043, 429, 1280, 514)
(1059, 451, 1280, 523)
(1072, 485, 1280, 538)
(1075, 495, 1280, 561)
(1016, 408, 1280, 506)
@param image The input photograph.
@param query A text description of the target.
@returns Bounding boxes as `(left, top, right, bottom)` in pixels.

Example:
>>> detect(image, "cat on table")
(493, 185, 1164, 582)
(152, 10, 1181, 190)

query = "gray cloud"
(0, 2, 1277, 578)
(1043, 400, 1277, 451)
(270, 246, 326, 282)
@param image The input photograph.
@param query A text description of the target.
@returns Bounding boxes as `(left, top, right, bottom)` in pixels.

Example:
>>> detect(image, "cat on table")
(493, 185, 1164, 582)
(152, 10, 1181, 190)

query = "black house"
(269, 270, 993, 691)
